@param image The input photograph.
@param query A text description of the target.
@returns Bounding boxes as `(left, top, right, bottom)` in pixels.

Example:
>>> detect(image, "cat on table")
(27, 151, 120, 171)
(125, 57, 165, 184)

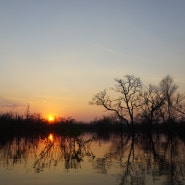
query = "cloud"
(0, 97, 26, 109)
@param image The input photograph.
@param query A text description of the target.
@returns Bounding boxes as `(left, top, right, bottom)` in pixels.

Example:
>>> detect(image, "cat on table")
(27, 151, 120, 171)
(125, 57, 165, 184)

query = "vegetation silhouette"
(90, 74, 185, 132)
(0, 74, 185, 138)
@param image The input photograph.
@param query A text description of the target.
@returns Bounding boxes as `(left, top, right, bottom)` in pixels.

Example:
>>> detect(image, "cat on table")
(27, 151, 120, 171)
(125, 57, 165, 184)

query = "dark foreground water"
(1, 131, 185, 185)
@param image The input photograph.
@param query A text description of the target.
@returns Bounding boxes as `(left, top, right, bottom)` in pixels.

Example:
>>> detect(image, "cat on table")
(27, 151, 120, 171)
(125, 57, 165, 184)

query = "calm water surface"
(1, 132, 185, 185)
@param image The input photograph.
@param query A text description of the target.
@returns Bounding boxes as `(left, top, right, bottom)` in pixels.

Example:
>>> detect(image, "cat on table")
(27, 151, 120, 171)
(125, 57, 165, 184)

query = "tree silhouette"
(159, 75, 178, 123)
(159, 75, 185, 123)
(141, 84, 165, 124)
(90, 74, 142, 128)
(91, 74, 185, 126)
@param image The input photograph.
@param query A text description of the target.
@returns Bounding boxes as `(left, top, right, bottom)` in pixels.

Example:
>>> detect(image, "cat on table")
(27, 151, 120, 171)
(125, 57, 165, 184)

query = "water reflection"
(109, 133, 185, 185)
(26, 133, 95, 173)
(1, 132, 185, 185)
(48, 133, 54, 142)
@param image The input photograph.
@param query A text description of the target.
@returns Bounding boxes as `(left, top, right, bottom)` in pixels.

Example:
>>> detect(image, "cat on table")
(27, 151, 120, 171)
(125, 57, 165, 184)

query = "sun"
(48, 115, 55, 123)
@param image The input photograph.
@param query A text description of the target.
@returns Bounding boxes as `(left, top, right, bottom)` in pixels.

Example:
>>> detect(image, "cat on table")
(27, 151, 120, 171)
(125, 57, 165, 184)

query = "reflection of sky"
(1, 1, 185, 120)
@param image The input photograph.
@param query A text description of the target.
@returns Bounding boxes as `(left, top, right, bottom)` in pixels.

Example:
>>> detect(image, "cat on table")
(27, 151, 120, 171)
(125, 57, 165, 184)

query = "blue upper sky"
(0, 0, 185, 121)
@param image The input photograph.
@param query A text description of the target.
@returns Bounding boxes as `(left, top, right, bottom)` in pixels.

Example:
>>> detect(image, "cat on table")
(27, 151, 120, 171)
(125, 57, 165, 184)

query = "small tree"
(90, 74, 142, 128)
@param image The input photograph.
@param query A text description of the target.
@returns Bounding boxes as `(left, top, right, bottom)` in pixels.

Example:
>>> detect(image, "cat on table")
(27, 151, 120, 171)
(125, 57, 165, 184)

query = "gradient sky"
(0, 0, 185, 121)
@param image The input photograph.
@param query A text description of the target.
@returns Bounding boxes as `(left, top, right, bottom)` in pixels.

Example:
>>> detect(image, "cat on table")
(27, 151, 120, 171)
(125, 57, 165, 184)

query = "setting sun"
(48, 115, 55, 123)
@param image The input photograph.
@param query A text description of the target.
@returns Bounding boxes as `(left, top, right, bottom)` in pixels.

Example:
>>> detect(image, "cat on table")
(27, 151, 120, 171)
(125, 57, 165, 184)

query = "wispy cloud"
(0, 97, 26, 109)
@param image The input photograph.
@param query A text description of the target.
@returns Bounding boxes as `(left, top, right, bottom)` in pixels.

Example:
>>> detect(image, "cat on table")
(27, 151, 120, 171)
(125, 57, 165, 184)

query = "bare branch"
(90, 74, 143, 126)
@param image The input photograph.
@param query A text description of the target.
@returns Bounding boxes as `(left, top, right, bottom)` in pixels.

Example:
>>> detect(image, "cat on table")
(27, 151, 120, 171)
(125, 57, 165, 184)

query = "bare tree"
(156, 75, 185, 123)
(90, 74, 142, 128)
(140, 75, 185, 124)
(141, 84, 165, 124)
(159, 91, 185, 123)
(159, 75, 178, 122)
(174, 93, 185, 116)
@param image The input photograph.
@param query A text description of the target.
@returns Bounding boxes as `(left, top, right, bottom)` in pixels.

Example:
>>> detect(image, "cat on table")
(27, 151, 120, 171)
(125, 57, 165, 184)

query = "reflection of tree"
(92, 133, 146, 183)
(93, 157, 112, 174)
(1, 132, 185, 185)
(32, 134, 95, 173)
(118, 134, 145, 185)
(152, 134, 185, 185)
(0, 136, 38, 169)
(33, 136, 55, 173)
(101, 132, 185, 185)
(62, 137, 95, 170)
(0, 134, 95, 173)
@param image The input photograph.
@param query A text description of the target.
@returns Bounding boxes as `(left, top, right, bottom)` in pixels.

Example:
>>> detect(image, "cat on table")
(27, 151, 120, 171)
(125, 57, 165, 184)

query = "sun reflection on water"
(48, 133, 54, 142)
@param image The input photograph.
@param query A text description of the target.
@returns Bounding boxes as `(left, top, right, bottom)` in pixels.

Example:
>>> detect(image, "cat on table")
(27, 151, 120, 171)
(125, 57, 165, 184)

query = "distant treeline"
(0, 112, 122, 137)
(0, 111, 185, 140)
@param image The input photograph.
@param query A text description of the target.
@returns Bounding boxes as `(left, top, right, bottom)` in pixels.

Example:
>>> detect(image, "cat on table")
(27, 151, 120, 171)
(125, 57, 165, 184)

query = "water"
(1, 132, 185, 185)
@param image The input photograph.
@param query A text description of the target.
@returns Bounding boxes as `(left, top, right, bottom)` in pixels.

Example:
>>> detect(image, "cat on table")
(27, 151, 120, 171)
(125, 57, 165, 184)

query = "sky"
(0, 0, 185, 121)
